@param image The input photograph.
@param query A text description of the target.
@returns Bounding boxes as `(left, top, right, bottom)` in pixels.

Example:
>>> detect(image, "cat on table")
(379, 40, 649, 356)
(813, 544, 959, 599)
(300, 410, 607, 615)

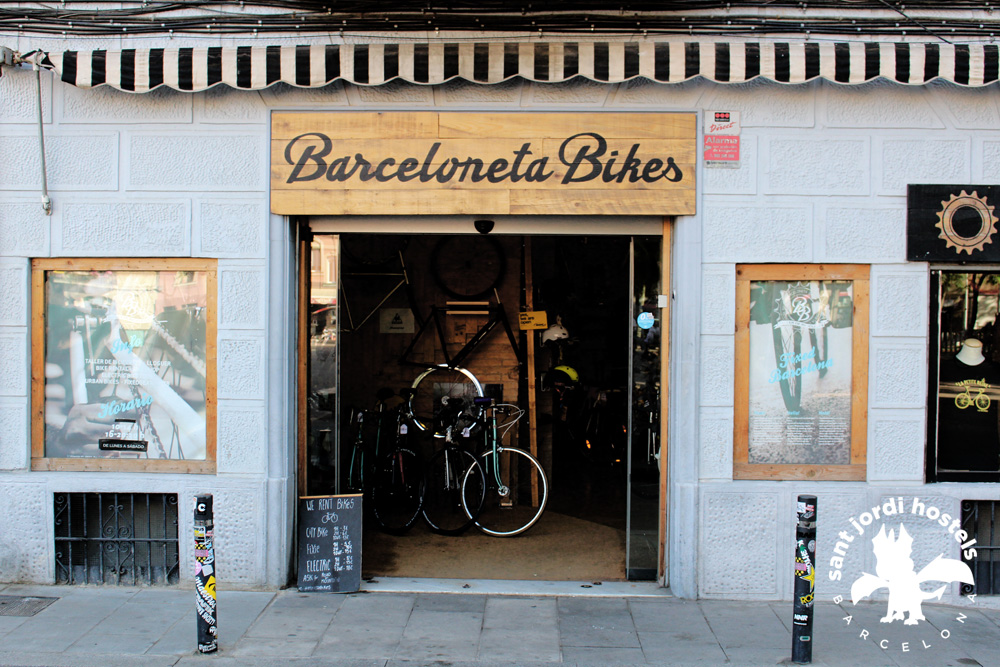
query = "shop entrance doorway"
(301, 228, 664, 582)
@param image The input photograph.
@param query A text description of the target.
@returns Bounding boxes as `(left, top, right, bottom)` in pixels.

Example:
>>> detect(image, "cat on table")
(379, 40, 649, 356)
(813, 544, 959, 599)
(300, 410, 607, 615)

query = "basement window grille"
(961, 500, 1000, 595)
(54, 492, 179, 586)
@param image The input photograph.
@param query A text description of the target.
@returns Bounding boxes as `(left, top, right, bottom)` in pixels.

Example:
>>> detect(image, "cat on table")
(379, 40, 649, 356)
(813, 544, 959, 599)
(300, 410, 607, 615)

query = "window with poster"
(928, 270, 1000, 482)
(734, 264, 869, 480)
(31, 259, 217, 473)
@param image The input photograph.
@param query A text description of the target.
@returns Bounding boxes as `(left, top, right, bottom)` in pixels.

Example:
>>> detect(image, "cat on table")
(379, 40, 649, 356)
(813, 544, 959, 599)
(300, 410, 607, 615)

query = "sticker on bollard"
(194, 494, 217, 654)
(792, 494, 817, 664)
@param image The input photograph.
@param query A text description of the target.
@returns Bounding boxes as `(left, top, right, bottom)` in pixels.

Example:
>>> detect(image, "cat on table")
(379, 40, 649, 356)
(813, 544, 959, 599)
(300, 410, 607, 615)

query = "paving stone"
(699, 600, 790, 649)
(637, 629, 729, 664)
(230, 636, 321, 657)
(560, 645, 646, 663)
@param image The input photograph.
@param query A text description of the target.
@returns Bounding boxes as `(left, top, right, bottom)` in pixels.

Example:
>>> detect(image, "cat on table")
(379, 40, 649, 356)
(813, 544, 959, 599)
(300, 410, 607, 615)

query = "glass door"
(626, 235, 663, 579)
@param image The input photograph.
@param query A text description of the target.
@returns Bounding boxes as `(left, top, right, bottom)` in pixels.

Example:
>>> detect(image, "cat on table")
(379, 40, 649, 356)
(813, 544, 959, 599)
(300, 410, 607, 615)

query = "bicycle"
(369, 388, 424, 535)
(419, 397, 486, 535)
(343, 387, 396, 493)
(460, 397, 549, 537)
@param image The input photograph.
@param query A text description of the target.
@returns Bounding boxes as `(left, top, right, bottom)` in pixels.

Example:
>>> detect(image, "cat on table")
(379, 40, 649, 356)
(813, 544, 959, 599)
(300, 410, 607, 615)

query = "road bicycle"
(419, 396, 486, 535)
(368, 388, 424, 535)
(460, 397, 549, 537)
(343, 387, 396, 493)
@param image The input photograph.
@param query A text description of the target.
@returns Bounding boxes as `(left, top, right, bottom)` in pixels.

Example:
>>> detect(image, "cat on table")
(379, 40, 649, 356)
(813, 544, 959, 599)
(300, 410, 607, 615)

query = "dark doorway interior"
(306, 232, 652, 581)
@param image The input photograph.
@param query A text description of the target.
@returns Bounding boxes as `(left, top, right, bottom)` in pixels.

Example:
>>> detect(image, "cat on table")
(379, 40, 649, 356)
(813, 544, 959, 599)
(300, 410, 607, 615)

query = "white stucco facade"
(2, 47, 999, 600)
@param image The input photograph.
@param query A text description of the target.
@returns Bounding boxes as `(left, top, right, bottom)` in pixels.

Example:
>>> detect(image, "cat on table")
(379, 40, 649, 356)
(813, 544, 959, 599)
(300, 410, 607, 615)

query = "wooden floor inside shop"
(362, 511, 626, 582)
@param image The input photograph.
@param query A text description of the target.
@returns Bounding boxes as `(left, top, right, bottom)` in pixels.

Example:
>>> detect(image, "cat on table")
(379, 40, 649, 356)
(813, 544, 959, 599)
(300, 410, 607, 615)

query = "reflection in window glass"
(43, 269, 209, 460)
(308, 235, 339, 495)
(746, 280, 854, 465)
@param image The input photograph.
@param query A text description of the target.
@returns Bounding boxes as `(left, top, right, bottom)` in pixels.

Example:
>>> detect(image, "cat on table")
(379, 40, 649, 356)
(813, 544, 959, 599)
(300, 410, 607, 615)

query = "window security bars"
(54, 492, 179, 586)
(961, 500, 999, 595)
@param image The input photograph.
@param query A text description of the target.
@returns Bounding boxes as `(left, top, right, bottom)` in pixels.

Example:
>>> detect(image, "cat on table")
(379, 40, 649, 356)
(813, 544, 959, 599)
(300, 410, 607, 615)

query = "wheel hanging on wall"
(430, 236, 506, 299)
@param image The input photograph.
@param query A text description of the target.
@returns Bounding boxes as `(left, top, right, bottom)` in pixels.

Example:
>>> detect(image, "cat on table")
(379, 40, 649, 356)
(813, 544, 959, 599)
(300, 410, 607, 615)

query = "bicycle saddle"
(375, 387, 395, 402)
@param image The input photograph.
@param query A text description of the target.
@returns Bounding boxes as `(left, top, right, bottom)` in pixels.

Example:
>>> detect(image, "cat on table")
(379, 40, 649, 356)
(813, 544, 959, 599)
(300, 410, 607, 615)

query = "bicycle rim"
(408, 366, 484, 435)
(370, 448, 423, 534)
(422, 447, 482, 535)
(464, 448, 548, 537)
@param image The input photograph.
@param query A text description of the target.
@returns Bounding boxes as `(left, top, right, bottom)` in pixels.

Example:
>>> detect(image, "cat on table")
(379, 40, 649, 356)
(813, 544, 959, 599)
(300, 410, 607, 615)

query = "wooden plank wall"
(272, 112, 697, 216)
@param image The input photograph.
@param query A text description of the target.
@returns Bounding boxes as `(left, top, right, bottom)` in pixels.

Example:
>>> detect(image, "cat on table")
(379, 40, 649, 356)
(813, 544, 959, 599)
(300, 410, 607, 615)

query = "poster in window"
(42, 268, 211, 461)
(746, 280, 854, 465)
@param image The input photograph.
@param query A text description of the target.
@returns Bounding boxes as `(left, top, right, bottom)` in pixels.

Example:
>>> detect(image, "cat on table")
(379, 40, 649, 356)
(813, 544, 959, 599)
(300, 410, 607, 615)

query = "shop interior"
(304, 230, 663, 581)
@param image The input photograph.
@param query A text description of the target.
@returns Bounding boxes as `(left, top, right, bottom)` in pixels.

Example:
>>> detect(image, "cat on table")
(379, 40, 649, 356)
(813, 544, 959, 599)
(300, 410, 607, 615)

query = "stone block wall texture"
(0, 67, 273, 588)
(0, 61, 997, 599)
(694, 79, 995, 602)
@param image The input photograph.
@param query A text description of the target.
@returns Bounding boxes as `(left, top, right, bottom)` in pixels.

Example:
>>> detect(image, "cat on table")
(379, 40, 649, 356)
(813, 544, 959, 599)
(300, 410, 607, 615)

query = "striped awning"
(36, 40, 1000, 92)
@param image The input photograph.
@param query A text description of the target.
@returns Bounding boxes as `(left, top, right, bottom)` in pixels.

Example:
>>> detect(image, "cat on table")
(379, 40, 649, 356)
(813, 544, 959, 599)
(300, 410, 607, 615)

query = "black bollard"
(792, 494, 817, 664)
(194, 494, 218, 654)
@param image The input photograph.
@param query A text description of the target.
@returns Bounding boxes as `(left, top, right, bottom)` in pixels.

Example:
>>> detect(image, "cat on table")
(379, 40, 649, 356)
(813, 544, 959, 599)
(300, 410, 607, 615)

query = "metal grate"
(961, 500, 1000, 595)
(54, 492, 180, 586)
(0, 596, 58, 617)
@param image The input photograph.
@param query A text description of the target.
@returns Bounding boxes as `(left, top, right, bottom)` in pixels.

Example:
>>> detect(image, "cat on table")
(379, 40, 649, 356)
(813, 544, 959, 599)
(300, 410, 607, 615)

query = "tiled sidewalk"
(0, 582, 997, 666)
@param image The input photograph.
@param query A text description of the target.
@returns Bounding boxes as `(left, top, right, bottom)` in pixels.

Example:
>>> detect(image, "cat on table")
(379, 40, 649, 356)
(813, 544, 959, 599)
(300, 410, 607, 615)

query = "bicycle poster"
(746, 280, 854, 465)
(40, 265, 211, 461)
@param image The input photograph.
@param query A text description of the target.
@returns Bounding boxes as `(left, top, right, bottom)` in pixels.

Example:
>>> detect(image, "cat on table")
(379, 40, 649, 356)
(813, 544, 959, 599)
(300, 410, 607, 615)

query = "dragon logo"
(850, 524, 974, 626)
(935, 190, 998, 255)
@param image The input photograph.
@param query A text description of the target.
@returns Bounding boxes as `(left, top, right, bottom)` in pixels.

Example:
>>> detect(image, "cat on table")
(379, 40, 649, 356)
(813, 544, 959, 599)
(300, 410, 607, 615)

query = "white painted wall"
(2, 55, 1000, 599)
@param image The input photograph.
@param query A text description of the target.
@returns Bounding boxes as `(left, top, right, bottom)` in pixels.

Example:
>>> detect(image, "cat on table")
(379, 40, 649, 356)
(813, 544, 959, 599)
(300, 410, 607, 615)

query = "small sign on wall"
(908, 184, 1000, 262)
(380, 308, 415, 333)
(518, 311, 548, 330)
(704, 110, 741, 169)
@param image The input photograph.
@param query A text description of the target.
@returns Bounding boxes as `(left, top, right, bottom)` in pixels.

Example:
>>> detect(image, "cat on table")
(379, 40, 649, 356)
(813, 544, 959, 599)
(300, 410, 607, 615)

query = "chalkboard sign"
(296, 494, 362, 593)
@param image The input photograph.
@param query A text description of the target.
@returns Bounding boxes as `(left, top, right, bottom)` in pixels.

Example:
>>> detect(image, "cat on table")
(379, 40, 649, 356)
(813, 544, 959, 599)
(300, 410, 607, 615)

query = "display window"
(734, 264, 869, 480)
(31, 259, 217, 473)
(928, 270, 1000, 481)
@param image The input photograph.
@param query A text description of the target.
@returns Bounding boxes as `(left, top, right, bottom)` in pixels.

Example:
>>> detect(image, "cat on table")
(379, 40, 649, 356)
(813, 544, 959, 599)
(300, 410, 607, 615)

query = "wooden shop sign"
(271, 112, 696, 216)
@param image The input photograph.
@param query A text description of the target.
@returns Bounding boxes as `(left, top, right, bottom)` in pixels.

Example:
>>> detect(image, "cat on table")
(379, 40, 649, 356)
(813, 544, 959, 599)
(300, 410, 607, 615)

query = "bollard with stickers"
(792, 494, 817, 664)
(194, 494, 218, 654)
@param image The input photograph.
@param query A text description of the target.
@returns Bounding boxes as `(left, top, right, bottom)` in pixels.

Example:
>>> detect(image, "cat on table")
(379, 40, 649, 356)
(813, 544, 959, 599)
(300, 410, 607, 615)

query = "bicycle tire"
(370, 447, 423, 534)
(809, 325, 829, 379)
(421, 447, 484, 535)
(463, 447, 548, 537)
(430, 236, 506, 299)
(773, 323, 803, 412)
(408, 366, 484, 435)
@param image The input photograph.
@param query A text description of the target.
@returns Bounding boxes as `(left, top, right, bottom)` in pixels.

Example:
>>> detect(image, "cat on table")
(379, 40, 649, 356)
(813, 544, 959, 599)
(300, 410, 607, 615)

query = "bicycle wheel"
(370, 447, 423, 534)
(430, 236, 506, 299)
(463, 447, 548, 537)
(421, 447, 483, 535)
(772, 323, 803, 412)
(408, 366, 484, 435)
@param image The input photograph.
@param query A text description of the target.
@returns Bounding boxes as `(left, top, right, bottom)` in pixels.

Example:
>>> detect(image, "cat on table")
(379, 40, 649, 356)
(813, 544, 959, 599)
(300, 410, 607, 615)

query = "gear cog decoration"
(935, 190, 998, 255)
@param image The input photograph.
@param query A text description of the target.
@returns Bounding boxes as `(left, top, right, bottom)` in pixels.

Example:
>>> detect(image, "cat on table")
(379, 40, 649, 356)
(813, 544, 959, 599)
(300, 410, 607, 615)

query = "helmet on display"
(541, 316, 569, 345)
(550, 364, 580, 385)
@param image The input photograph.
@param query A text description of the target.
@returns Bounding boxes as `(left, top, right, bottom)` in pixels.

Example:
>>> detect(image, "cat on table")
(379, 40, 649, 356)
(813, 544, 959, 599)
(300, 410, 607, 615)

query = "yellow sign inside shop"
(270, 112, 696, 216)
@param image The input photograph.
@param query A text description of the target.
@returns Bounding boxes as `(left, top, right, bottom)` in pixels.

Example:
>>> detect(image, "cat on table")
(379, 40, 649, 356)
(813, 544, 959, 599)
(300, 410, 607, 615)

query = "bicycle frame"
(399, 303, 524, 370)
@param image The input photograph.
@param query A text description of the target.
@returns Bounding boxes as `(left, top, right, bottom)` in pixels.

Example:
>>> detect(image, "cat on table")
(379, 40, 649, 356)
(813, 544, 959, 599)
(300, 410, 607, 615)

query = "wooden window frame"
(31, 258, 217, 474)
(734, 263, 869, 481)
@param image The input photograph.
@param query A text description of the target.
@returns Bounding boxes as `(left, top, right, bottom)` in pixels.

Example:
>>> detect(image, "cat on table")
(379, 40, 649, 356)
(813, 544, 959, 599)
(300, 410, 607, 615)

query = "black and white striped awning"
(36, 40, 1000, 92)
